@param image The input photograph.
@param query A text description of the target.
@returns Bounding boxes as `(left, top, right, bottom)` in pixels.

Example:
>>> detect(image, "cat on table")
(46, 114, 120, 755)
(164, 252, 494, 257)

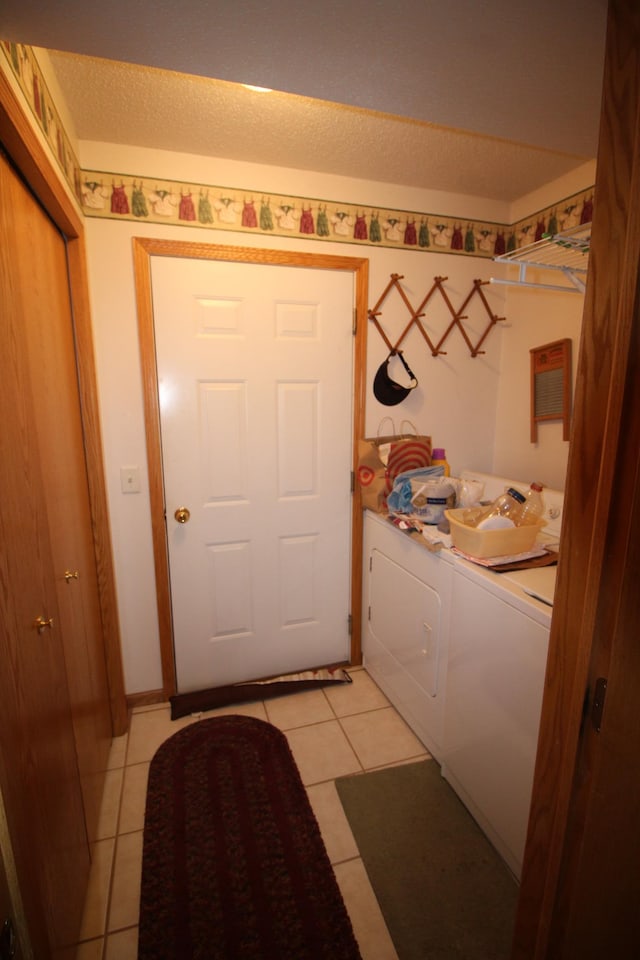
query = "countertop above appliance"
(498, 565, 557, 607)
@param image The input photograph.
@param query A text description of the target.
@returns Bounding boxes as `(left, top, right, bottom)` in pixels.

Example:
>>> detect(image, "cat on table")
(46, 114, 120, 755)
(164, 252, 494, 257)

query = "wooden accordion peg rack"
(368, 273, 505, 358)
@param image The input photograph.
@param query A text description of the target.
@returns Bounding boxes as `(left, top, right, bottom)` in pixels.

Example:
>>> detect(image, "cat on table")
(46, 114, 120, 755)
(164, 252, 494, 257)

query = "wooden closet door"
(0, 152, 91, 954)
(4, 153, 113, 845)
(0, 839, 23, 959)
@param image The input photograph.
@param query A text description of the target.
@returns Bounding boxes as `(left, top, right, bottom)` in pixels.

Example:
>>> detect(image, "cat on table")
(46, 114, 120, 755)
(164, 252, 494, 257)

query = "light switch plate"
(120, 466, 141, 494)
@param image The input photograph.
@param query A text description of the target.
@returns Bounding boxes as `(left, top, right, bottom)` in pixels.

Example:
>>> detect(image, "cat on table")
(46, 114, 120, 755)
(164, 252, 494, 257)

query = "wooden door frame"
(132, 237, 369, 698)
(513, 0, 640, 955)
(0, 70, 128, 737)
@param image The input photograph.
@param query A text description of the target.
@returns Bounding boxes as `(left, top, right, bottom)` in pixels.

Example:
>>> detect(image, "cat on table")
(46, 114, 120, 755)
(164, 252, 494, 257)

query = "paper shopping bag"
(357, 419, 432, 512)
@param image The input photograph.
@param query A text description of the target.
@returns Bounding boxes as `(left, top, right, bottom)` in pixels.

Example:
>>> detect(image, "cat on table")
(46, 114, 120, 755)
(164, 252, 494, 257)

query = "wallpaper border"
(1, 40, 594, 260)
(79, 167, 593, 258)
(1, 40, 82, 198)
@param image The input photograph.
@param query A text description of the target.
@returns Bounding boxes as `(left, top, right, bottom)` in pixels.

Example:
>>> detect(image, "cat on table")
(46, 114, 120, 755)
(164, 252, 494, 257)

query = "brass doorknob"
(64, 570, 79, 583)
(34, 616, 54, 633)
(174, 507, 191, 524)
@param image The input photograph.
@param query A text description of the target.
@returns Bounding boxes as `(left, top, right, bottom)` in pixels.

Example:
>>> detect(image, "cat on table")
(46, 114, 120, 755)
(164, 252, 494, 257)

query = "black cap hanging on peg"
(373, 351, 418, 406)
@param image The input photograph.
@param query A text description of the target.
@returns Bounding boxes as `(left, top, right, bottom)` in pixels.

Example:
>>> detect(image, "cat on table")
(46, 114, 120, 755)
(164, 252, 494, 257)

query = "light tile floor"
(70, 668, 430, 959)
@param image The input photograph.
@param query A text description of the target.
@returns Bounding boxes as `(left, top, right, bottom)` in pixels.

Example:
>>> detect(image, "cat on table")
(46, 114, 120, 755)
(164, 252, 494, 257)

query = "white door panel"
(151, 257, 354, 692)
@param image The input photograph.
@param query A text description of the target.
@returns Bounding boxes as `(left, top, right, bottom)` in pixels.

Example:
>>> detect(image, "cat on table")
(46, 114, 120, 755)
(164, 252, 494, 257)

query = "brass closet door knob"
(174, 507, 191, 524)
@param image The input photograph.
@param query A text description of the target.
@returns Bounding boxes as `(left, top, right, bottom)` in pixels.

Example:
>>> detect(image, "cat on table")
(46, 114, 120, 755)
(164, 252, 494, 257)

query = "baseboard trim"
(126, 689, 165, 711)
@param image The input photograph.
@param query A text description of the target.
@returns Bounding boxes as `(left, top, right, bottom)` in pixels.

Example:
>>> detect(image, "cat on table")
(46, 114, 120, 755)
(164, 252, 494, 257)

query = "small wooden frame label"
(530, 338, 572, 442)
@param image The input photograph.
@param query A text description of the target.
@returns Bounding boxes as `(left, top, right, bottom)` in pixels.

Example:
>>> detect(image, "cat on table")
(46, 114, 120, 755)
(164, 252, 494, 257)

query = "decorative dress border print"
(1, 40, 82, 200)
(1, 41, 595, 261)
(80, 168, 594, 260)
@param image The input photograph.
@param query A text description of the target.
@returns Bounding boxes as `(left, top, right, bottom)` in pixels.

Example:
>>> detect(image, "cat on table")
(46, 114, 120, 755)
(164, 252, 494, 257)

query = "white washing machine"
(440, 470, 563, 879)
(441, 556, 552, 879)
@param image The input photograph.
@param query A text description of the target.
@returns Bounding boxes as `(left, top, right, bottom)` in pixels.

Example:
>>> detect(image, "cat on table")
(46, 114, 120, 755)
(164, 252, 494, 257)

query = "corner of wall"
(509, 160, 597, 226)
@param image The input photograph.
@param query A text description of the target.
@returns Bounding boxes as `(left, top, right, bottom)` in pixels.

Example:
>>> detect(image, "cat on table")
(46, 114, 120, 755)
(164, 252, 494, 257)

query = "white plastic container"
(411, 478, 455, 524)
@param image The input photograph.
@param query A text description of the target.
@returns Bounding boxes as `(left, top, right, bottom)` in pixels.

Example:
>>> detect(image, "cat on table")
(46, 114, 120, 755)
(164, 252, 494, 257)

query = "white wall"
(493, 282, 584, 490)
(495, 160, 595, 490)
(79, 140, 593, 694)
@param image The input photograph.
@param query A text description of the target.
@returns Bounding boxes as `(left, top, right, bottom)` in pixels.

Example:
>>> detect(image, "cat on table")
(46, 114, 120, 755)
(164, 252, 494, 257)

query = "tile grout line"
(100, 720, 139, 956)
(74, 732, 131, 959)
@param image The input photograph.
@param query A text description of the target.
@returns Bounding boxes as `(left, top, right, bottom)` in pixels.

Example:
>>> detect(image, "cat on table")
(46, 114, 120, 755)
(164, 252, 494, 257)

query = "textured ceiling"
(0, 0, 608, 202)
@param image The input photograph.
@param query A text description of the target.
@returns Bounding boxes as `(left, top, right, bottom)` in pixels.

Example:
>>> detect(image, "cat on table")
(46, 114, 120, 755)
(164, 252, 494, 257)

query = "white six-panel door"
(150, 256, 355, 692)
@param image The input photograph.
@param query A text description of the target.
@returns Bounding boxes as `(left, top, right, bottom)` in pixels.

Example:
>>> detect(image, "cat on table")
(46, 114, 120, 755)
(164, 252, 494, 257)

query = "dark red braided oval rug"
(138, 715, 362, 959)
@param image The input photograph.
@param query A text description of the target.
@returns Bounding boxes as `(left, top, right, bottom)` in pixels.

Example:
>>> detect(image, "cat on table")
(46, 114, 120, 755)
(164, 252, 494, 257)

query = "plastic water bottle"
(471, 487, 526, 528)
(518, 482, 545, 526)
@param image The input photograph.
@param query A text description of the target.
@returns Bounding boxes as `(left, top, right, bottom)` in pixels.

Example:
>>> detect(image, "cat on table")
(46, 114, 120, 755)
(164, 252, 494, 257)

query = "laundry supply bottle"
(471, 487, 526, 529)
(431, 448, 450, 476)
(518, 482, 545, 525)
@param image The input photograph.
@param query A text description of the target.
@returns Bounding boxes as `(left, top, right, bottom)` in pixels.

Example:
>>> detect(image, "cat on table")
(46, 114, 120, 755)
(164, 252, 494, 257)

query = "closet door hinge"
(348, 613, 352, 635)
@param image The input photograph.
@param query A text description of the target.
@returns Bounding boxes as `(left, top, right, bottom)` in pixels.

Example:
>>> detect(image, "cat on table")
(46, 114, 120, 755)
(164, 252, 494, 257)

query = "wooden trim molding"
(126, 690, 166, 712)
(512, 0, 640, 955)
(132, 237, 368, 697)
(132, 239, 178, 697)
(0, 67, 128, 737)
(0, 69, 80, 236)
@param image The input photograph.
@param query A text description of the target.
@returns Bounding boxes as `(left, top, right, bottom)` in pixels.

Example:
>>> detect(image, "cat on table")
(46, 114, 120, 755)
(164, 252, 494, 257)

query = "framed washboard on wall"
(530, 339, 572, 442)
